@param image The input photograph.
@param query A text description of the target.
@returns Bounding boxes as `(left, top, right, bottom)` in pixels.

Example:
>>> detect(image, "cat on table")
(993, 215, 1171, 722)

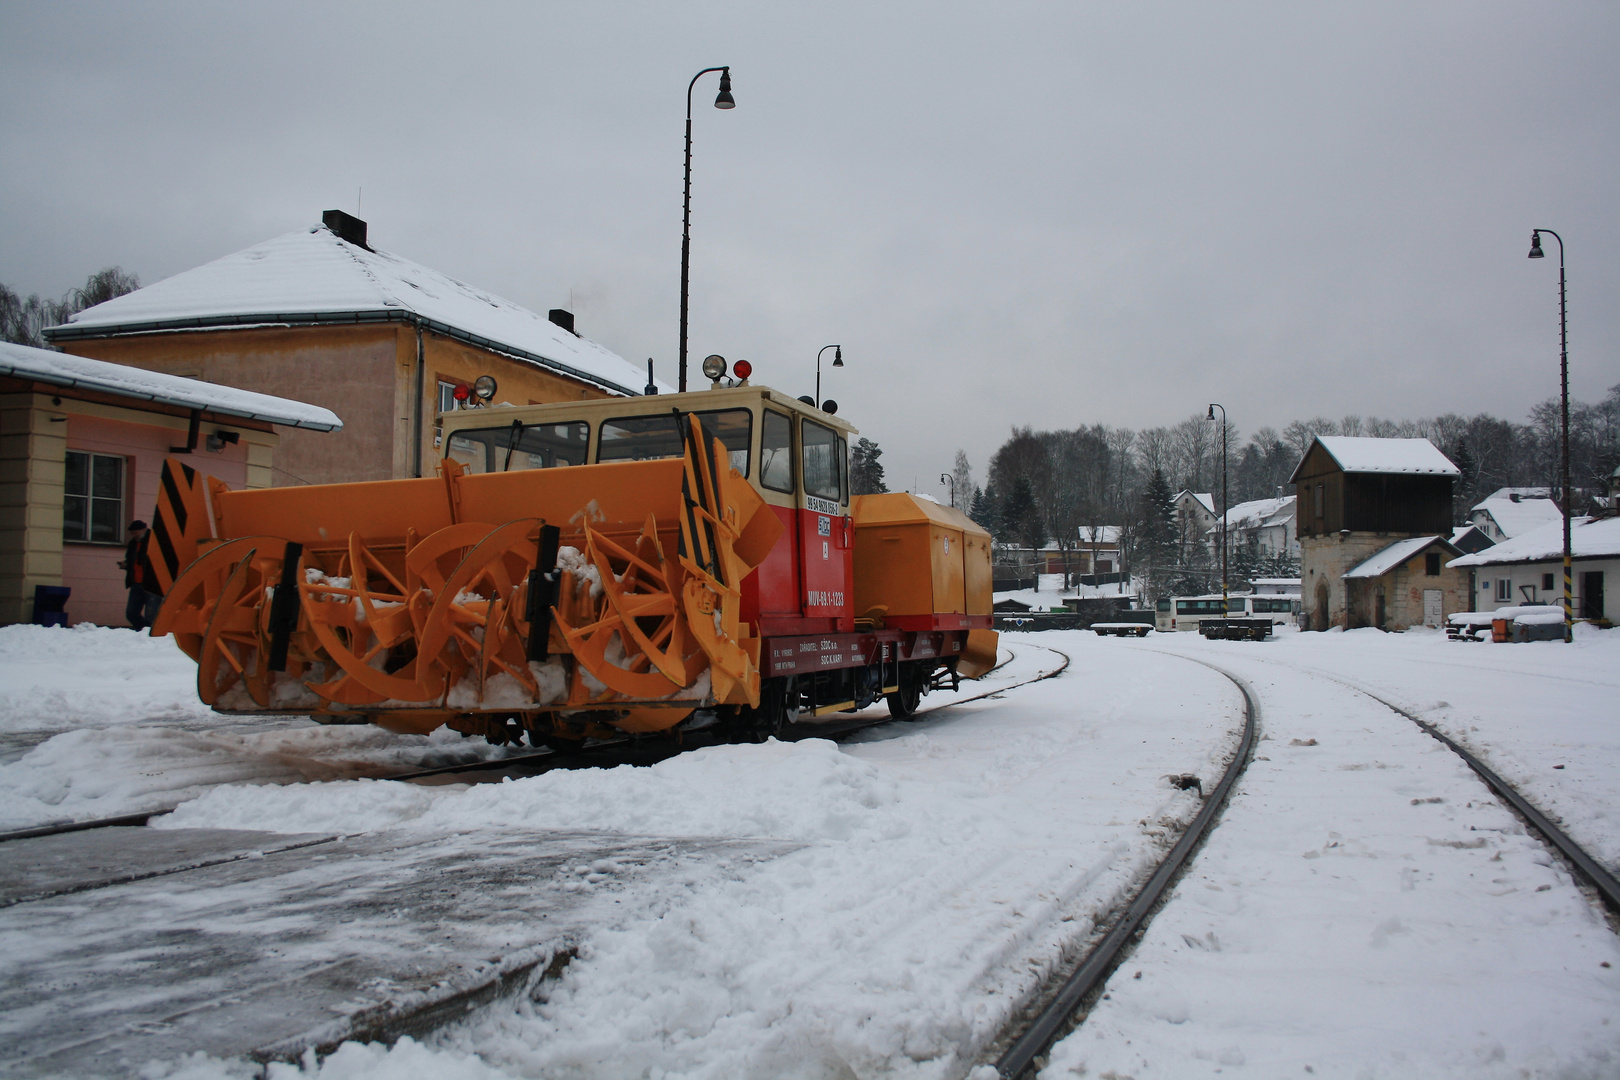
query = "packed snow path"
(1042, 634, 1620, 1080)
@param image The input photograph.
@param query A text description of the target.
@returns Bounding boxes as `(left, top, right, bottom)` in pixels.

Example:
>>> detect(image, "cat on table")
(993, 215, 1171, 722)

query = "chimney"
(548, 309, 577, 336)
(322, 209, 370, 250)
(1509, 492, 1521, 502)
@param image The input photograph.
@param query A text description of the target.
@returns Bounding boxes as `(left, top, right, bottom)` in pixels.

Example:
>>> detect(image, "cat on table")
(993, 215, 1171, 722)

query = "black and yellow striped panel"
(148, 457, 210, 596)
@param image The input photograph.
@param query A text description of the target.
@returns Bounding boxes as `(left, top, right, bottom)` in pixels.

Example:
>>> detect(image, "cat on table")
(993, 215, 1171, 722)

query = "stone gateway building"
(1291, 436, 1468, 631)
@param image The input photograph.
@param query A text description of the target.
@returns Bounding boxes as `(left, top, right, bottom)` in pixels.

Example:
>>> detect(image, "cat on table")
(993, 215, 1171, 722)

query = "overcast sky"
(3, 1, 1616, 495)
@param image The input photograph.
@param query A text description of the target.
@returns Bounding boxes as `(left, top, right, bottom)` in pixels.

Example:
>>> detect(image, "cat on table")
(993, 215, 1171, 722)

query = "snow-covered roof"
(1344, 535, 1458, 579)
(1175, 491, 1215, 515)
(1483, 486, 1550, 502)
(46, 223, 664, 397)
(0, 340, 342, 431)
(1217, 495, 1296, 530)
(1449, 515, 1620, 568)
(1251, 577, 1301, 586)
(1076, 526, 1122, 543)
(1470, 495, 1562, 539)
(1302, 436, 1459, 478)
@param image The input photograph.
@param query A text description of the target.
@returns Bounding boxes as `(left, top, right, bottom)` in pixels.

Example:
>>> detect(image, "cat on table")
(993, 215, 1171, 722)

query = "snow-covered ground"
(2, 622, 1618, 1078)
(994, 574, 1135, 611)
(0, 624, 511, 830)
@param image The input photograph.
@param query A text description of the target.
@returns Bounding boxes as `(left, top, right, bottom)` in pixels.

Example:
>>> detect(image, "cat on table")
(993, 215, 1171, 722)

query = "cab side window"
(802, 419, 842, 502)
(761, 410, 794, 493)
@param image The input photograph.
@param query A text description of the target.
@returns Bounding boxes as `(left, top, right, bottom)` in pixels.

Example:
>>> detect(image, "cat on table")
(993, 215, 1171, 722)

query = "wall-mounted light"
(206, 430, 240, 452)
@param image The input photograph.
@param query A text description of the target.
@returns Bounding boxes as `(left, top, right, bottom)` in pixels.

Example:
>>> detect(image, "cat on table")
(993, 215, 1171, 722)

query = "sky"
(3, 1, 1617, 497)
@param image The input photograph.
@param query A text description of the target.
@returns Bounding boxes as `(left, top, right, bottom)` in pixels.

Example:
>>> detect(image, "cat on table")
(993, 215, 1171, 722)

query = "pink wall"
(61, 413, 251, 627)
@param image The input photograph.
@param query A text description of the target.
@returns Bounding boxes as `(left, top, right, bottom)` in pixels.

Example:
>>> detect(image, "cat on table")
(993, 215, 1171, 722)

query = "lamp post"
(679, 66, 735, 393)
(940, 472, 955, 509)
(1528, 228, 1573, 643)
(816, 344, 843, 409)
(1207, 403, 1228, 614)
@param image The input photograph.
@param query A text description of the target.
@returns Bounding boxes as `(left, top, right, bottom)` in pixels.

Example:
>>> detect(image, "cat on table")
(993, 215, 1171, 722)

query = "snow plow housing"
(150, 385, 996, 744)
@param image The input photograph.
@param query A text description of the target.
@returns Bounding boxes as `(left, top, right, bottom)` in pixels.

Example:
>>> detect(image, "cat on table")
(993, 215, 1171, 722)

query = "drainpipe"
(412, 326, 425, 478)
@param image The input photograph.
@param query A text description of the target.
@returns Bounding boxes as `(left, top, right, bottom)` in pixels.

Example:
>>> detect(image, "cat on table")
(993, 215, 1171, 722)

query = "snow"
(52, 224, 665, 397)
(1342, 534, 1453, 579)
(1308, 435, 1460, 476)
(1216, 495, 1295, 530)
(1471, 494, 1563, 539)
(0, 340, 341, 431)
(3, 620, 1620, 1077)
(0, 624, 511, 829)
(994, 574, 1136, 610)
(1450, 514, 1620, 566)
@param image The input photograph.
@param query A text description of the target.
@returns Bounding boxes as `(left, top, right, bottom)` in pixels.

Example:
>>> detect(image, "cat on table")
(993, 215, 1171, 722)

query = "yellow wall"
(65, 323, 619, 487)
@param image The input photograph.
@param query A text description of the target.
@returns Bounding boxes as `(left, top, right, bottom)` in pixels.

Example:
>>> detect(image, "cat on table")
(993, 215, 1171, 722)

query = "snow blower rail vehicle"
(147, 364, 998, 747)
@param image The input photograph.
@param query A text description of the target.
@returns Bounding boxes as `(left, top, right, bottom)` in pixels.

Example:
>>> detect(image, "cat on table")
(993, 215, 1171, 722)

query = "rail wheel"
(737, 676, 797, 742)
(886, 662, 925, 720)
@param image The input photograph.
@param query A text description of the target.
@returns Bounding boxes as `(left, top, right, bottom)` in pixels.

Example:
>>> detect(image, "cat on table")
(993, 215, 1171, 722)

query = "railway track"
(0, 642, 1057, 845)
(989, 641, 1620, 1079)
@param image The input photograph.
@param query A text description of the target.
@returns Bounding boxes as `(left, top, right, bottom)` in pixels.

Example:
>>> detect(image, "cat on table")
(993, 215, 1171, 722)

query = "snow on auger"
(148, 376, 997, 746)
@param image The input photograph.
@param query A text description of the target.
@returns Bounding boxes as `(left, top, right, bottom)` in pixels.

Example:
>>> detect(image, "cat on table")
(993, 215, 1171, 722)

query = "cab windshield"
(597, 409, 752, 475)
(446, 420, 589, 473)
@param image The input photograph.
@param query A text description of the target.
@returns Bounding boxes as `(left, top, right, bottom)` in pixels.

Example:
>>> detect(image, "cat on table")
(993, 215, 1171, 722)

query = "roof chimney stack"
(548, 309, 577, 336)
(322, 209, 369, 250)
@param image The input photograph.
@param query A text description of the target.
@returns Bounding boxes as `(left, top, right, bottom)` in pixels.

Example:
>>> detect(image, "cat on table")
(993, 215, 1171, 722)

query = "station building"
(43, 211, 661, 488)
(0, 341, 338, 627)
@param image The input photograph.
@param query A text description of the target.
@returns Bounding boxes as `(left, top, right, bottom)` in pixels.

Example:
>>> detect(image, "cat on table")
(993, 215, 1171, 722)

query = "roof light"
(702, 354, 727, 381)
(733, 359, 752, 380)
(473, 375, 498, 401)
(452, 382, 471, 405)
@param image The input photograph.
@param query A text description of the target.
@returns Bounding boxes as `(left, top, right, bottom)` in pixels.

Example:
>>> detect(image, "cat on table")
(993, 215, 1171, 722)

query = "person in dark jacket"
(120, 520, 163, 631)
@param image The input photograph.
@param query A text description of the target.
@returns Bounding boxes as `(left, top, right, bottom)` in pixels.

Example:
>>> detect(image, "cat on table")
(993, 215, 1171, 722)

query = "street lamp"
(1207, 403, 1228, 614)
(1528, 228, 1573, 643)
(940, 472, 955, 509)
(679, 66, 735, 394)
(816, 344, 843, 409)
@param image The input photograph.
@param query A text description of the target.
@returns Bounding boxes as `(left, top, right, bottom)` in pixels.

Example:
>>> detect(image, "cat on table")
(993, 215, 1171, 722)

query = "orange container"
(851, 494, 992, 626)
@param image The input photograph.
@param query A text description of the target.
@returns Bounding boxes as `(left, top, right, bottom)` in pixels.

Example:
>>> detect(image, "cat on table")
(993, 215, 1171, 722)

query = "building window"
(1425, 552, 1440, 576)
(437, 380, 463, 414)
(1495, 578, 1512, 603)
(1542, 573, 1555, 591)
(64, 451, 125, 544)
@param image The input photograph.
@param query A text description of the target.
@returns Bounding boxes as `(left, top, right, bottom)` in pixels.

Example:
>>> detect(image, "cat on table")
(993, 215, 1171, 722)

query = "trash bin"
(31, 584, 70, 627)
(1491, 617, 1509, 643)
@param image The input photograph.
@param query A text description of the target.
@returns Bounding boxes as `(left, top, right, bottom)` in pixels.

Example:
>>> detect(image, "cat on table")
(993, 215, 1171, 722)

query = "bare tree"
(950, 450, 973, 512)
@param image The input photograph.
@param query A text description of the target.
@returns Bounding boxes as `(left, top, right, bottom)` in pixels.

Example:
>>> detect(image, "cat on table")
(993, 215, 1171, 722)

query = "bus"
(1155, 595, 1229, 632)
(1225, 593, 1302, 627)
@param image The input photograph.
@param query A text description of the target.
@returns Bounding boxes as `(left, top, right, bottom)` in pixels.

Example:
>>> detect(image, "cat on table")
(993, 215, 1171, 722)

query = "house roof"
(0, 341, 342, 431)
(1449, 524, 1496, 554)
(1469, 495, 1563, 538)
(1344, 535, 1461, 579)
(1289, 436, 1459, 482)
(1218, 495, 1296, 531)
(44, 223, 663, 398)
(1175, 490, 1215, 515)
(1448, 515, 1620, 568)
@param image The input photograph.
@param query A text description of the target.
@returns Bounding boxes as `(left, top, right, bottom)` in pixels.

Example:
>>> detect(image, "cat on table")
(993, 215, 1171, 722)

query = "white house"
(1469, 488, 1562, 543)
(1172, 490, 1216, 561)
(1212, 495, 1299, 560)
(1448, 514, 1618, 619)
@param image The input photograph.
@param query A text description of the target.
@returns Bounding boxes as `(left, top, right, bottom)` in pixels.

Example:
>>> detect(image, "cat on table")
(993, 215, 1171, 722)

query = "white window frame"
(63, 450, 126, 545)
(1494, 578, 1512, 603)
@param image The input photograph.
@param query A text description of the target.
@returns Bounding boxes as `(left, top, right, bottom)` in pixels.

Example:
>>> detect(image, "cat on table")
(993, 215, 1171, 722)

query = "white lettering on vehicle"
(819, 653, 844, 666)
(805, 590, 846, 608)
(806, 496, 838, 515)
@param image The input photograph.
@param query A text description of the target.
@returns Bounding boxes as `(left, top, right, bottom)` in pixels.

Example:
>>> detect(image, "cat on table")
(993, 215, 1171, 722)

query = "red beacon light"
(452, 382, 472, 406)
(732, 359, 753, 381)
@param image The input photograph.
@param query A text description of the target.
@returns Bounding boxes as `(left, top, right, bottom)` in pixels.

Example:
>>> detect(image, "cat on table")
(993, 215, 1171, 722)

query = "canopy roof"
(0, 341, 342, 431)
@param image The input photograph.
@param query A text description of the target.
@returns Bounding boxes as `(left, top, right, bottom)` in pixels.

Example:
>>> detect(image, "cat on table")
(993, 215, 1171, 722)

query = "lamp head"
(714, 69, 735, 109)
(1528, 230, 1544, 259)
(1207, 404, 1216, 420)
(701, 354, 727, 381)
(833, 346, 843, 368)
